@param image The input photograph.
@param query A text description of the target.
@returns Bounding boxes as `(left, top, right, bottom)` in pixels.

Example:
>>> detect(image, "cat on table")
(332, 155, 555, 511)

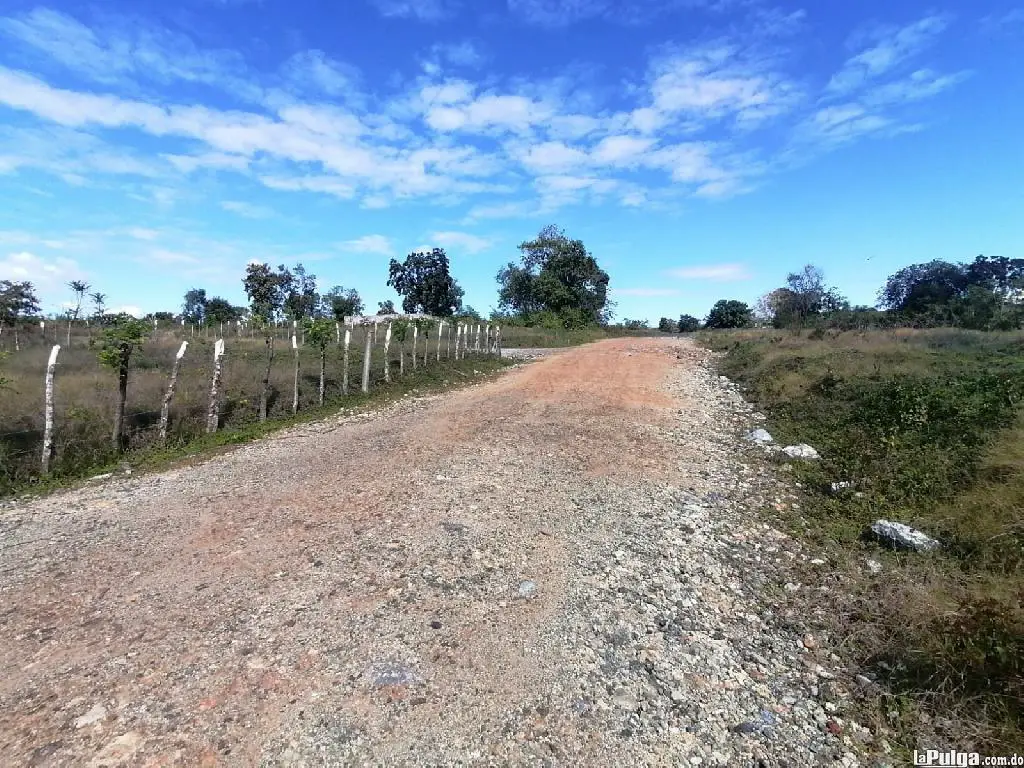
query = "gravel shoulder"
(0, 338, 870, 767)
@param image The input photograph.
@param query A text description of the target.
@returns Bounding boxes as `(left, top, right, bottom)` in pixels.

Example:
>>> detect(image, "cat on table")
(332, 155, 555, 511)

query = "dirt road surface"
(0, 338, 868, 767)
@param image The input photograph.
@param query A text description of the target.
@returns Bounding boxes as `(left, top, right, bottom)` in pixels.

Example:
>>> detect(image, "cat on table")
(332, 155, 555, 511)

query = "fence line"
(0, 318, 503, 492)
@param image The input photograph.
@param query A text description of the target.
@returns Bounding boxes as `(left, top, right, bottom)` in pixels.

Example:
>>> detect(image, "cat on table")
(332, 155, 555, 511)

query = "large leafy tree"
(387, 248, 464, 316)
(678, 314, 701, 332)
(0, 280, 40, 348)
(497, 225, 611, 327)
(0, 280, 40, 326)
(321, 286, 364, 321)
(282, 263, 319, 321)
(182, 288, 208, 324)
(206, 297, 242, 324)
(704, 299, 753, 329)
(377, 300, 396, 315)
(878, 260, 970, 316)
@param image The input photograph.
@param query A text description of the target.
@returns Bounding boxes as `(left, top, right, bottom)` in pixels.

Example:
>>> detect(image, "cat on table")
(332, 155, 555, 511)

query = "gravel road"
(0, 338, 873, 767)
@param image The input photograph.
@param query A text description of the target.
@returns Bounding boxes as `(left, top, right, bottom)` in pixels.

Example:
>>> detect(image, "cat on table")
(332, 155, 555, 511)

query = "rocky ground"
(0, 338, 883, 767)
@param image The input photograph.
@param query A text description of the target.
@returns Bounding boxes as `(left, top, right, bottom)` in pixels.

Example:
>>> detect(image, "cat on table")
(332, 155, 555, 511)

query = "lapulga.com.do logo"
(915, 751, 1024, 766)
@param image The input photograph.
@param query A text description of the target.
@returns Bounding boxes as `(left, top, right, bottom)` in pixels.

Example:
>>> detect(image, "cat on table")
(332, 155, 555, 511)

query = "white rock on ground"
(745, 428, 774, 445)
(868, 519, 940, 552)
(783, 444, 821, 460)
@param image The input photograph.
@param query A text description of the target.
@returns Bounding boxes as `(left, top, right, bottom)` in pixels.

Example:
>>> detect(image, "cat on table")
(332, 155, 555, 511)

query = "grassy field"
(700, 327, 1024, 752)
(0, 321, 518, 497)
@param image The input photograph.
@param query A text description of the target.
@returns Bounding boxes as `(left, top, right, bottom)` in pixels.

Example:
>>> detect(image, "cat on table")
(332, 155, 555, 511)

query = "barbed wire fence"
(0, 316, 503, 494)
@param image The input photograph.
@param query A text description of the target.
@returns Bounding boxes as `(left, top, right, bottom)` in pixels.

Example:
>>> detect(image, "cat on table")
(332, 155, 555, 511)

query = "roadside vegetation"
(696, 252, 1024, 752)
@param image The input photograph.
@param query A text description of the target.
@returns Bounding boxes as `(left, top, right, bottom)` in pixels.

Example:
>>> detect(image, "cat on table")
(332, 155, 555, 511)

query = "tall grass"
(700, 327, 1024, 751)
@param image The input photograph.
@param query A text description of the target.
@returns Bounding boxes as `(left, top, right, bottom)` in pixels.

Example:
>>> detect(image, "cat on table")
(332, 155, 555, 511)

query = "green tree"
(66, 280, 90, 345)
(377, 300, 396, 315)
(704, 300, 753, 329)
(657, 317, 675, 332)
(182, 288, 208, 325)
(0, 280, 40, 349)
(678, 314, 701, 332)
(303, 317, 334, 406)
(388, 248, 464, 316)
(89, 291, 107, 321)
(282, 263, 319, 321)
(878, 260, 969, 317)
(96, 315, 151, 452)
(243, 262, 289, 421)
(206, 297, 241, 325)
(622, 318, 648, 329)
(497, 225, 611, 327)
(321, 286, 364, 322)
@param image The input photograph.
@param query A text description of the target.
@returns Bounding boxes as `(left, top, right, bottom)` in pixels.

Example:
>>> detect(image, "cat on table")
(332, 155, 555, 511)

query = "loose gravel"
(0, 338, 879, 767)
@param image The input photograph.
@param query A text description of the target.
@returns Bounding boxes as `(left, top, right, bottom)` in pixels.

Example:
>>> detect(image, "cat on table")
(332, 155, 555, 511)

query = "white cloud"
(370, 0, 459, 20)
(646, 44, 800, 127)
(280, 50, 361, 99)
(0, 7, 259, 100)
(507, 0, 717, 27)
(110, 305, 143, 317)
(667, 264, 751, 281)
(338, 234, 395, 256)
(0, 251, 85, 291)
(827, 14, 951, 95)
(220, 200, 275, 218)
(863, 68, 969, 106)
(429, 231, 493, 253)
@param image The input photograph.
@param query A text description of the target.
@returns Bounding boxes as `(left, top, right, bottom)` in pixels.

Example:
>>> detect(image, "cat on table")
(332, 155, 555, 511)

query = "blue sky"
(0, 0, 1021, 322)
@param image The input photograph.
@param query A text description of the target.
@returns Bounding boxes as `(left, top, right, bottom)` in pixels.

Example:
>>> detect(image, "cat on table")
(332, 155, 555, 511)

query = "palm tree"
(67, 280, 90, 346)
(89, 291, 107, 320)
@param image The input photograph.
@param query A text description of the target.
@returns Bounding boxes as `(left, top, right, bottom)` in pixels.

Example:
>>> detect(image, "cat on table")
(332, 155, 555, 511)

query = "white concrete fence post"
(41, 345, 59, 474)
(206, 339, 225, 434)
(361, 325, 373, 393)
(291, 333, 300, 414)
(342, 327, 352, 395)
(159, 341, 188, 441)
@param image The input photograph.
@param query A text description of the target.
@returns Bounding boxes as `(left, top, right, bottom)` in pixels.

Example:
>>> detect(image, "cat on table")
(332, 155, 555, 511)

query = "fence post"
(41, 345, 59, 474)
(437, 321, 444, 362)
(447, 322, 452, 359)
(496, 326, 502, 358)
(342, 327, 351, 395)
(291, 333, 299, 414)
(206, 339, 225, 434)
(159, 341, 188, 441)
(411, 324, 419, 370)
(361, 325, 372, 393)
(383, 322, 392, 383)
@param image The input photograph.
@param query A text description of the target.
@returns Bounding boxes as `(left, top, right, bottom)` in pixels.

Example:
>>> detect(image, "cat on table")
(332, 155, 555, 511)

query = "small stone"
(517, 580, 537, 598)
(74, 703, 107, 729)
(429, 620, 442, 630)
(731, 722, 759, 735)
(803, 634, 819, 650)
(855, 675, 873, 688)
(865, 558, 883, 574)
(782, 444, 820, 460)
(825, 720, 843, 736)
(745, 429, 774, 445)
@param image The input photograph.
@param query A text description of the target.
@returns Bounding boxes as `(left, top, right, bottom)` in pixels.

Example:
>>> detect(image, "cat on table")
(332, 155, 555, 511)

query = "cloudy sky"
(0, 0, 1021, 321)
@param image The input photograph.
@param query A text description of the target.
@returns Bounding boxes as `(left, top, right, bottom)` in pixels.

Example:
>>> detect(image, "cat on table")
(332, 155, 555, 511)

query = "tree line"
(655, 254, 1024, 333)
